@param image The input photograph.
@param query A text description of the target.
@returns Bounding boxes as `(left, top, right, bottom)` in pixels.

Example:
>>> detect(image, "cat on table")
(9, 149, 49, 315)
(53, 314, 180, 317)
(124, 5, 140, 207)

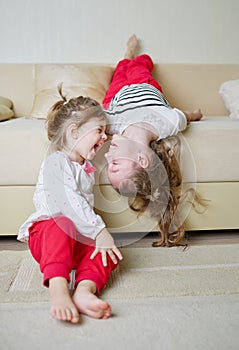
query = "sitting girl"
(18, 86, 122, 323)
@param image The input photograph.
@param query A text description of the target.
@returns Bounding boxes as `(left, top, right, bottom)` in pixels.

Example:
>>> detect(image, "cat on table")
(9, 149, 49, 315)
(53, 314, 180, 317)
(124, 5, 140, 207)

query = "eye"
(98, 126, 106, 135)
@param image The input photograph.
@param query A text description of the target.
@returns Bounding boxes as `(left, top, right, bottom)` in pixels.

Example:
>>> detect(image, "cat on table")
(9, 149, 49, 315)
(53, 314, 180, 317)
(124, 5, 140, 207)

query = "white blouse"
(17, 151, 105, 242)
(105, 83, 187, 139)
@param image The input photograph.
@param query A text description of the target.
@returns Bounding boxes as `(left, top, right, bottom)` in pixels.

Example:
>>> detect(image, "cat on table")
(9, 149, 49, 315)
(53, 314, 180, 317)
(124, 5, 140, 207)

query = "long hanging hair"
(118, 136, 206, 247)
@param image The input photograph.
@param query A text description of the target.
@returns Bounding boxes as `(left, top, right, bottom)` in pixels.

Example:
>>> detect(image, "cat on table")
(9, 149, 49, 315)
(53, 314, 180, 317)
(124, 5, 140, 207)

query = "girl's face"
(70, 118, 107, 163)
(105, 134, 144, 189)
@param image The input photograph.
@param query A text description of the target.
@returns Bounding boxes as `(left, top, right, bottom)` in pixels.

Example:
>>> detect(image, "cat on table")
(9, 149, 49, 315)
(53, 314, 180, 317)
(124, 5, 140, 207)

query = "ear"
(68, 123, 79, 139)
(137, 153, 149, 169)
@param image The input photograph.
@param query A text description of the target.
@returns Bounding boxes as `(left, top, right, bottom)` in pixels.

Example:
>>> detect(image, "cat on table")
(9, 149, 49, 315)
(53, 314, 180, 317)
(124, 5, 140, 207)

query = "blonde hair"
(46, 84, 106, 153)
(117, 136, 206, 247)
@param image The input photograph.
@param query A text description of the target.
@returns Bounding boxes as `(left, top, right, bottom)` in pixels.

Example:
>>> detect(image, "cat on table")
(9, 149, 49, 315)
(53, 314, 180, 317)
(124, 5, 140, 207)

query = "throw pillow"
(30, 64, 114, 119)
(0, 96, 14, 121)
(219, 79, 239, 120)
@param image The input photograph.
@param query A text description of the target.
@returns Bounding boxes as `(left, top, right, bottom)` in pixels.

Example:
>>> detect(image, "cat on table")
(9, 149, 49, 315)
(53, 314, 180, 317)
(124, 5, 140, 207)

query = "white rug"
(1, 244, 239, 303)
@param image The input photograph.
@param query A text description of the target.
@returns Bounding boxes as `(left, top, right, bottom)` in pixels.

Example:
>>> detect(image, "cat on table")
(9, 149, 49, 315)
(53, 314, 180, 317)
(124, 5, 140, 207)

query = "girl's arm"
(42, 154, 105, 239)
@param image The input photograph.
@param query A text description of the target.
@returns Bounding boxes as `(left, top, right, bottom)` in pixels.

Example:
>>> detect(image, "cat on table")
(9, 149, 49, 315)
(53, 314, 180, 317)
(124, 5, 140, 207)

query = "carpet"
(1, 244, 239, 303)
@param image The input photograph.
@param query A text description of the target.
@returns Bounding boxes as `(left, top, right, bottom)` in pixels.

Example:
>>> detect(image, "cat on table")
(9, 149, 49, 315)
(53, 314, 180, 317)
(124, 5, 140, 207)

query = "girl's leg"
(102, 54, 163, 108)
(28, 216, 78, 285)
(72, 239, 119, 319)
(28, 216, 80, 323)
(102, 34, 138, 107)
(126, 54, 163, 92)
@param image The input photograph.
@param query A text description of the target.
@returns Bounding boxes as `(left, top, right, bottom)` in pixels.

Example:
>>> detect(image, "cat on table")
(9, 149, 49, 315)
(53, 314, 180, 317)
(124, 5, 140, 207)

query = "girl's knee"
(132, 54, 154, 70)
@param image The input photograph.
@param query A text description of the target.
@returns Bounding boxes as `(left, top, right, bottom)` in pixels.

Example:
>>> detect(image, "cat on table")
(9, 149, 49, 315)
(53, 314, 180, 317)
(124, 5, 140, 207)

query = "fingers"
(107, 250, 118, 265)
(113, 247, 123, 261)
(90, 248, 112, 267)
(91, 248, 107, 267)
(101, 251, 107, 267)
(90, 248, 99, 261)
(90, 247, 123, 267)
(100, 250, 115, 267)
(104, 248, 123, 266)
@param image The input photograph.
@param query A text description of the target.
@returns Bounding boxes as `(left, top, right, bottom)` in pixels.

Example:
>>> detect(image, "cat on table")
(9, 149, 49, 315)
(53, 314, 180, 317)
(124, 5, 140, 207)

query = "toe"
(71, 309, 80, 324)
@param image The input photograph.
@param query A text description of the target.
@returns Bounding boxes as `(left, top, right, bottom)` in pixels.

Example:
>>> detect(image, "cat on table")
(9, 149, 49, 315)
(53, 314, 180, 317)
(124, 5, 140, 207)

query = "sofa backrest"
(0, 63, 238, 117)
(0, 64, 35, 117)
(153, 64, 239, 116)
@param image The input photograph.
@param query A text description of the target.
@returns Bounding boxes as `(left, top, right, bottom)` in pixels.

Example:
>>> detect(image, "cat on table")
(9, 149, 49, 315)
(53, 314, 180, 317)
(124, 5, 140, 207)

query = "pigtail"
(46, 83, 67, 141)
(57, 83, 67, 103)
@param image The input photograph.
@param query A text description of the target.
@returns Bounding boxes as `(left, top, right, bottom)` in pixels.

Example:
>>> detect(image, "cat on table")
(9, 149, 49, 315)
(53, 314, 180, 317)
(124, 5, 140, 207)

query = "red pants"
(102, 54, 163, 108)
(28, 216, 119, 292)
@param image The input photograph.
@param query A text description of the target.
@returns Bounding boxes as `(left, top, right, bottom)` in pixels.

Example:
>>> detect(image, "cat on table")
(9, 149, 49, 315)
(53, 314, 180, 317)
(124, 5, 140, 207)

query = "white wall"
(0, 0, 238, 64)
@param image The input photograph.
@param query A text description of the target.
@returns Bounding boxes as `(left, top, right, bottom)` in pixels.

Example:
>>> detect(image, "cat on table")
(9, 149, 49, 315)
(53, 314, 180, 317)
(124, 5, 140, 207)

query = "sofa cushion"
(0, 96, 14, 121)
(219, 79, 239, 120)
(93, 116, 239, 184)
(180, 116, 239, 182)
(29, 64, 114, 119)
(0, 118, 49, 185)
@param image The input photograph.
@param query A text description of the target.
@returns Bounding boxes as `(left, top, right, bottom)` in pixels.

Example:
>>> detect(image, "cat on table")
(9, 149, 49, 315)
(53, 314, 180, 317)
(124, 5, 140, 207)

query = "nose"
(102, 132, 107, 141)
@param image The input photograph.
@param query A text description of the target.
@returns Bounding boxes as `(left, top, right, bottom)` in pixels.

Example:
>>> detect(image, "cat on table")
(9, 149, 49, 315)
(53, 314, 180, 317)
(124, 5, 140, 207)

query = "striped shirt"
(105, 83, 187, 140)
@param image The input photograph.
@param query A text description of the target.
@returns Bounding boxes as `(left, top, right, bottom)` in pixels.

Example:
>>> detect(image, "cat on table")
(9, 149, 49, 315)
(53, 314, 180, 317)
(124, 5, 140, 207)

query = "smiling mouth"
(94, 143, 102, 152)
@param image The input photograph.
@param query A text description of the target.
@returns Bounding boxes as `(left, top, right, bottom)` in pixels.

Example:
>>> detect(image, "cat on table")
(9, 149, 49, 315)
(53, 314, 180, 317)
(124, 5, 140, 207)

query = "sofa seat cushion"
(181, 116, 239, 182)
(0, 116, 238, 186)
(0, 118, 49, 185)
(93, 116, 239, 184)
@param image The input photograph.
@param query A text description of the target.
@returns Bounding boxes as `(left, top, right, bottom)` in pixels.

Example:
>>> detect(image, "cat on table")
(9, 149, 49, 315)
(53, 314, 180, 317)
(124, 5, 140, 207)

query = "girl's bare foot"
(49, 277, 80, 323)
(73, 280, 112, 319)
(184, 108, 203, 123)
(124, 34, 138, 59)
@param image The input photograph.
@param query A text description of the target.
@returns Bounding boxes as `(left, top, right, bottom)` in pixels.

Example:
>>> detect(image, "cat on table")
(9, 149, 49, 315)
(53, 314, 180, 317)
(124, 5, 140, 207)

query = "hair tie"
(146, 188, 160, 202)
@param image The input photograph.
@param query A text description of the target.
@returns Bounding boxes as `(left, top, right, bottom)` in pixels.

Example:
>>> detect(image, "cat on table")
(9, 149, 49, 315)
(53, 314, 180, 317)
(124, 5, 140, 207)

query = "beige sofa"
(0, 63, 239, 237)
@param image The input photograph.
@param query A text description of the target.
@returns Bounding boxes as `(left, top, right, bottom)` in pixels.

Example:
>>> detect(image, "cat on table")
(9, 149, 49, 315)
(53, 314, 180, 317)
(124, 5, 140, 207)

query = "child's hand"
(90, 228, 123, 267)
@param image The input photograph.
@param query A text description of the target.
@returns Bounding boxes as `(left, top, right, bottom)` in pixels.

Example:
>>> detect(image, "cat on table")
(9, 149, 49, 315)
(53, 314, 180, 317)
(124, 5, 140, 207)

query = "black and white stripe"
(106, 83, 170, 115)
